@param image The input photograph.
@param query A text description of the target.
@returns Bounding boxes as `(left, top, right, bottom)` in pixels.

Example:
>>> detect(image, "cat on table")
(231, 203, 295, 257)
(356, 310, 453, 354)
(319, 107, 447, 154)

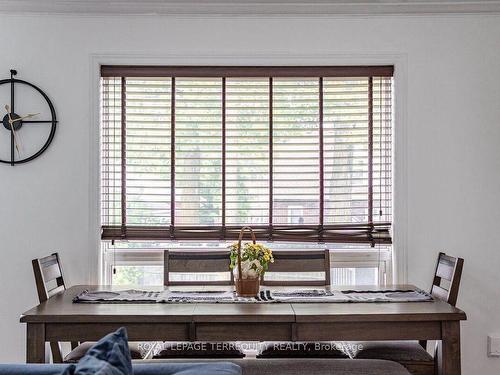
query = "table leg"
(26, 323, 45, 363)
(437, 321, 461, 375)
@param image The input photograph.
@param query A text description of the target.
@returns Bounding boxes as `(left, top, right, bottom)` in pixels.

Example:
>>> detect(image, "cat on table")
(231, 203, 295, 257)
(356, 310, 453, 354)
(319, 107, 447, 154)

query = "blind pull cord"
(112, 239, 116, 275)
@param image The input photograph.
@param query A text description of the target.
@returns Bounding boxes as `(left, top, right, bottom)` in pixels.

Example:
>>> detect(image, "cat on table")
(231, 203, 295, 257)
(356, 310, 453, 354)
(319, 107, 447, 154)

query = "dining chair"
(32, 253, 71, 363)
(349, 252, 464, 375)
(32, 253, 144, 363)
(257, 249, 348, 359)
(153, 250, 244, 359)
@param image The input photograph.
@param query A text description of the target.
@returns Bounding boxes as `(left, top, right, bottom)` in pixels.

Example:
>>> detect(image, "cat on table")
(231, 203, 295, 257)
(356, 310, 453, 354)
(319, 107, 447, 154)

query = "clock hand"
(4, 105, 21, 156)
(4, 105, 12, 122)
(11, 112, 40, 123)
(9, 122, 21, 156)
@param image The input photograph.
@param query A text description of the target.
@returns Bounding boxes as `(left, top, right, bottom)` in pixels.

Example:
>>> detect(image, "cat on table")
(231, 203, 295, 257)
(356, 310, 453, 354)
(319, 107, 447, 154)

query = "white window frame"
(102, 246, 392, 286)
(90, 53, 407, 286)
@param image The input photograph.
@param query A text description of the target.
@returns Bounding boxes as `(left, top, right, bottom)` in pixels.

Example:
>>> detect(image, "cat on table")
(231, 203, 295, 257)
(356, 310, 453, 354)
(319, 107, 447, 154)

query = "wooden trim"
(170, 77, 176, 230)
(101, 65, 395, 78)
(368, 77, 374, 233)
(120, 77, 127, 235)
(318, 77, 324, 231)
(221, 77, 226, 233)
(268, 77, 273, 237)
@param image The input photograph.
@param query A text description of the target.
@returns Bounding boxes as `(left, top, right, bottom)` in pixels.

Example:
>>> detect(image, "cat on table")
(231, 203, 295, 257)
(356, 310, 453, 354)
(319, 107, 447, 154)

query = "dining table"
(20, 284, 466, 375)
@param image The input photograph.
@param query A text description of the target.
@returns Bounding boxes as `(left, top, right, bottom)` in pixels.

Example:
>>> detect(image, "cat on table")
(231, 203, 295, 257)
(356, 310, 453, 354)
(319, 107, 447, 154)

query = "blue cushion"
(63, 327, 132, 375)
(133, 363, 242, 375)
(0, 364, 68, 375)
(0, 363, 241, 375)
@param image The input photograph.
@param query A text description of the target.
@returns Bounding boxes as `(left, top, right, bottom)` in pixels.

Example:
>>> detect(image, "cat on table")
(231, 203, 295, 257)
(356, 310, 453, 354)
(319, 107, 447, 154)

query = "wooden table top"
(20, 284, 466, 324)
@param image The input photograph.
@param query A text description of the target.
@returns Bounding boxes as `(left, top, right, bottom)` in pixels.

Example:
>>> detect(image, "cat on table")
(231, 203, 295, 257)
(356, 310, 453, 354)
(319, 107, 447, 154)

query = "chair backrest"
(32, 253, 66, 303)
(430, 252, 464, 306)
(261, 250, 330, 286)
(164, 250, 233, 286)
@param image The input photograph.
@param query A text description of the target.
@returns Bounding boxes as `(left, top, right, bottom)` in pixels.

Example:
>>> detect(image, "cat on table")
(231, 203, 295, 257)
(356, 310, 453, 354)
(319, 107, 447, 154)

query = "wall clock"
(1, 69, 57, 166)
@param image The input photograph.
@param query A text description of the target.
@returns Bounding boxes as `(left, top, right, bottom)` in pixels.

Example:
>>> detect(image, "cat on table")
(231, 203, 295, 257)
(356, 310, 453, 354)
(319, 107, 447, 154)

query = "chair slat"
(47, 285, 66, 298)
(42, 263, 62, 283)
(435, 257, 456, 281)
(40, 254, 59, 267)
(430, 284, 449, 301)
(166, 280, 234, 286)
(263, 280, 327, 287)
(267, 252, 327, 273)
(168, 252, 230, 273)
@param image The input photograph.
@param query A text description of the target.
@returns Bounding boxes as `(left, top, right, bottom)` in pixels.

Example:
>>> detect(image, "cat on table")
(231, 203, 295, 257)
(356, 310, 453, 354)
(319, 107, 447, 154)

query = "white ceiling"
(0, 0, 499, 16)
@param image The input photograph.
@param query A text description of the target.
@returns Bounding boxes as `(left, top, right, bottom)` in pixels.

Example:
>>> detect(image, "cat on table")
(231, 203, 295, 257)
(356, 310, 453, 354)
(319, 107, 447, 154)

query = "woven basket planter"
(234, 226, 261, 297)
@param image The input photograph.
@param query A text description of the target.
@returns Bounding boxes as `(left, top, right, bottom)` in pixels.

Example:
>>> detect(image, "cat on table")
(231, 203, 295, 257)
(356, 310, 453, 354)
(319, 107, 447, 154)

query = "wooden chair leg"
(419, 340, 428, 349)
(49, 342, 63, 363)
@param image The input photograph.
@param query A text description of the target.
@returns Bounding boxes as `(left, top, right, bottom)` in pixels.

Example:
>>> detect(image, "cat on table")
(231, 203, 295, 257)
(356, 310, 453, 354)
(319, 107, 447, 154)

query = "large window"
(100, 66, 393, 247)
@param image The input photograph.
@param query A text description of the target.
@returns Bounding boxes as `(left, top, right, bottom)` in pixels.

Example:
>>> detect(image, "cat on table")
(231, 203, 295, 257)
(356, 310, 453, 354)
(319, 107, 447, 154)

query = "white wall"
(0, 14, 499, 374)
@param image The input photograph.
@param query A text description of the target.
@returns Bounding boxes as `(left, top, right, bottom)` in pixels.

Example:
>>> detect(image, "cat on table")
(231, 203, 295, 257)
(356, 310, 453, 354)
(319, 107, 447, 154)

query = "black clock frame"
(0, 70, 57, 166)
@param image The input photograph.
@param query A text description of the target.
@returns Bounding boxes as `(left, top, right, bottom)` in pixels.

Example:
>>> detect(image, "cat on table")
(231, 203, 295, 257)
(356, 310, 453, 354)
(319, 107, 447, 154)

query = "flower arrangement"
(228, 242, 274, 280)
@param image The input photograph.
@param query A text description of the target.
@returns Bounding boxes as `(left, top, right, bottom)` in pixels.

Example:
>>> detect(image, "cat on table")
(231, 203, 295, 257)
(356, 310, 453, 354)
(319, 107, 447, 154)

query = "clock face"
(0, 71, 57, 165)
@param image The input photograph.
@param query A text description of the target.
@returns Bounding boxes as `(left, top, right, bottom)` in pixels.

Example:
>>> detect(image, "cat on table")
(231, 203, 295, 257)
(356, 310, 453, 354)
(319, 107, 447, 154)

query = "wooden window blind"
(101, 66, 393, 244)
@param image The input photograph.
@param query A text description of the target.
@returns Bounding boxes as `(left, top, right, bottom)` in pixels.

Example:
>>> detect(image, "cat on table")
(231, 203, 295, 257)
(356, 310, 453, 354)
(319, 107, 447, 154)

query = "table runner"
(73, 288, 433, 304)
